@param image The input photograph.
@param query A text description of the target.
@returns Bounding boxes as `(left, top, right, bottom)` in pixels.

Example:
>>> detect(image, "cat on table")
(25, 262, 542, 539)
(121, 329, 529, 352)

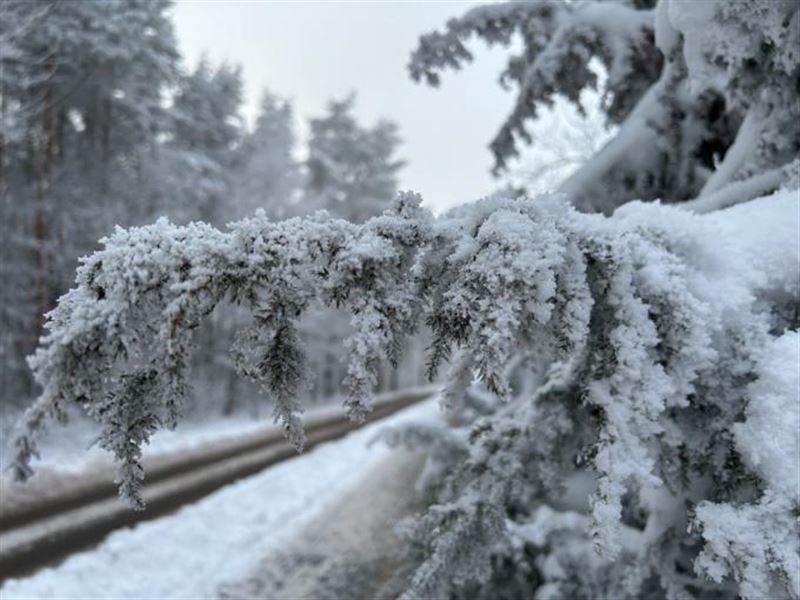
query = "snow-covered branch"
(10, 187, 799, 598)
(685, 160, 798, 214)
(411, 0, 799, 213)
(409, 0, 660, 177)
(11, 193, 431, 506)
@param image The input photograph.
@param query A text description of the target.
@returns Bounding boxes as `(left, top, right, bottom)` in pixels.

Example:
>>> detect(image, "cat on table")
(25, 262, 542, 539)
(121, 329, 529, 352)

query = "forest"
(1, 1, 798, 599)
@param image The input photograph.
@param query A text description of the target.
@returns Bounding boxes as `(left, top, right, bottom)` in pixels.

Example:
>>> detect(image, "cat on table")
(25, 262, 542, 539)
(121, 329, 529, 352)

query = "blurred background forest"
(0, 0, 606, 427)
(0, 1, 435, 425)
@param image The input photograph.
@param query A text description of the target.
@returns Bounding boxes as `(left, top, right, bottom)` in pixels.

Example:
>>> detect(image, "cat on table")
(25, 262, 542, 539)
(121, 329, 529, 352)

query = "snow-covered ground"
(220, 447, 427, 600)
(0, 398, 439, 599)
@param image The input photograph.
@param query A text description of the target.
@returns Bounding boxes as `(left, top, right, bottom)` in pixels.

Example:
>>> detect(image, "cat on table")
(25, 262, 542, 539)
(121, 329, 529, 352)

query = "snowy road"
(0, 399, 440, 599)
(219, 448, 427, 600)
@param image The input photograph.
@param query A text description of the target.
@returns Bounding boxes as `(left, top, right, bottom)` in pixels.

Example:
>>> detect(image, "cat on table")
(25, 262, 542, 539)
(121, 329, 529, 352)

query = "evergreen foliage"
(10, 189, 799, 598)
(4, 2, 798, 599)
(304, 95, 404, 223)
(410, 0, 799, 213)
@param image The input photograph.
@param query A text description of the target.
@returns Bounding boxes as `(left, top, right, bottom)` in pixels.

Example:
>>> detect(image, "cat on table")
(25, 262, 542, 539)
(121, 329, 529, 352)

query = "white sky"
(171, 0, 515, 213)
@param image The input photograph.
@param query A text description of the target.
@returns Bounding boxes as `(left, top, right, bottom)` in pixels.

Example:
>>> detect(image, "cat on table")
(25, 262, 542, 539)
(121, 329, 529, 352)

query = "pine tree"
(0, 0, 180, 408)
(154, 57, 244, 224)
(10, 187, 798, 599)
(304, 95, 404, 223)
(229, 91, 301, 221)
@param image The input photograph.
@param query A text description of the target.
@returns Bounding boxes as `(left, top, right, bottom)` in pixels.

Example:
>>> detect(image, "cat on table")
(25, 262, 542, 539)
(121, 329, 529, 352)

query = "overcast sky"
(171, 1, 515, 213)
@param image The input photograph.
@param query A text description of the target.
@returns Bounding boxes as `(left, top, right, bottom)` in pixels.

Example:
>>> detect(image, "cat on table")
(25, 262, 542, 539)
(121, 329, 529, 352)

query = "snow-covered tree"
(0, 3, 257, 415)
(0, 0, 179, 408)
(5, 2, 799, 600)
(410, 0, 799, 214)
(229, 91, 301, 221)
(153, 57, 244, 225)
(304, 95, 404, 223)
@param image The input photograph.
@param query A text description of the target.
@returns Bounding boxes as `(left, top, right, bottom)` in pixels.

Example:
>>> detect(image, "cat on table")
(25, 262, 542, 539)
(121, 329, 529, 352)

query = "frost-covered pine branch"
(394, 192, 799, 600)
(10, 192, 431, 507)
(10, 188, 798, 599)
